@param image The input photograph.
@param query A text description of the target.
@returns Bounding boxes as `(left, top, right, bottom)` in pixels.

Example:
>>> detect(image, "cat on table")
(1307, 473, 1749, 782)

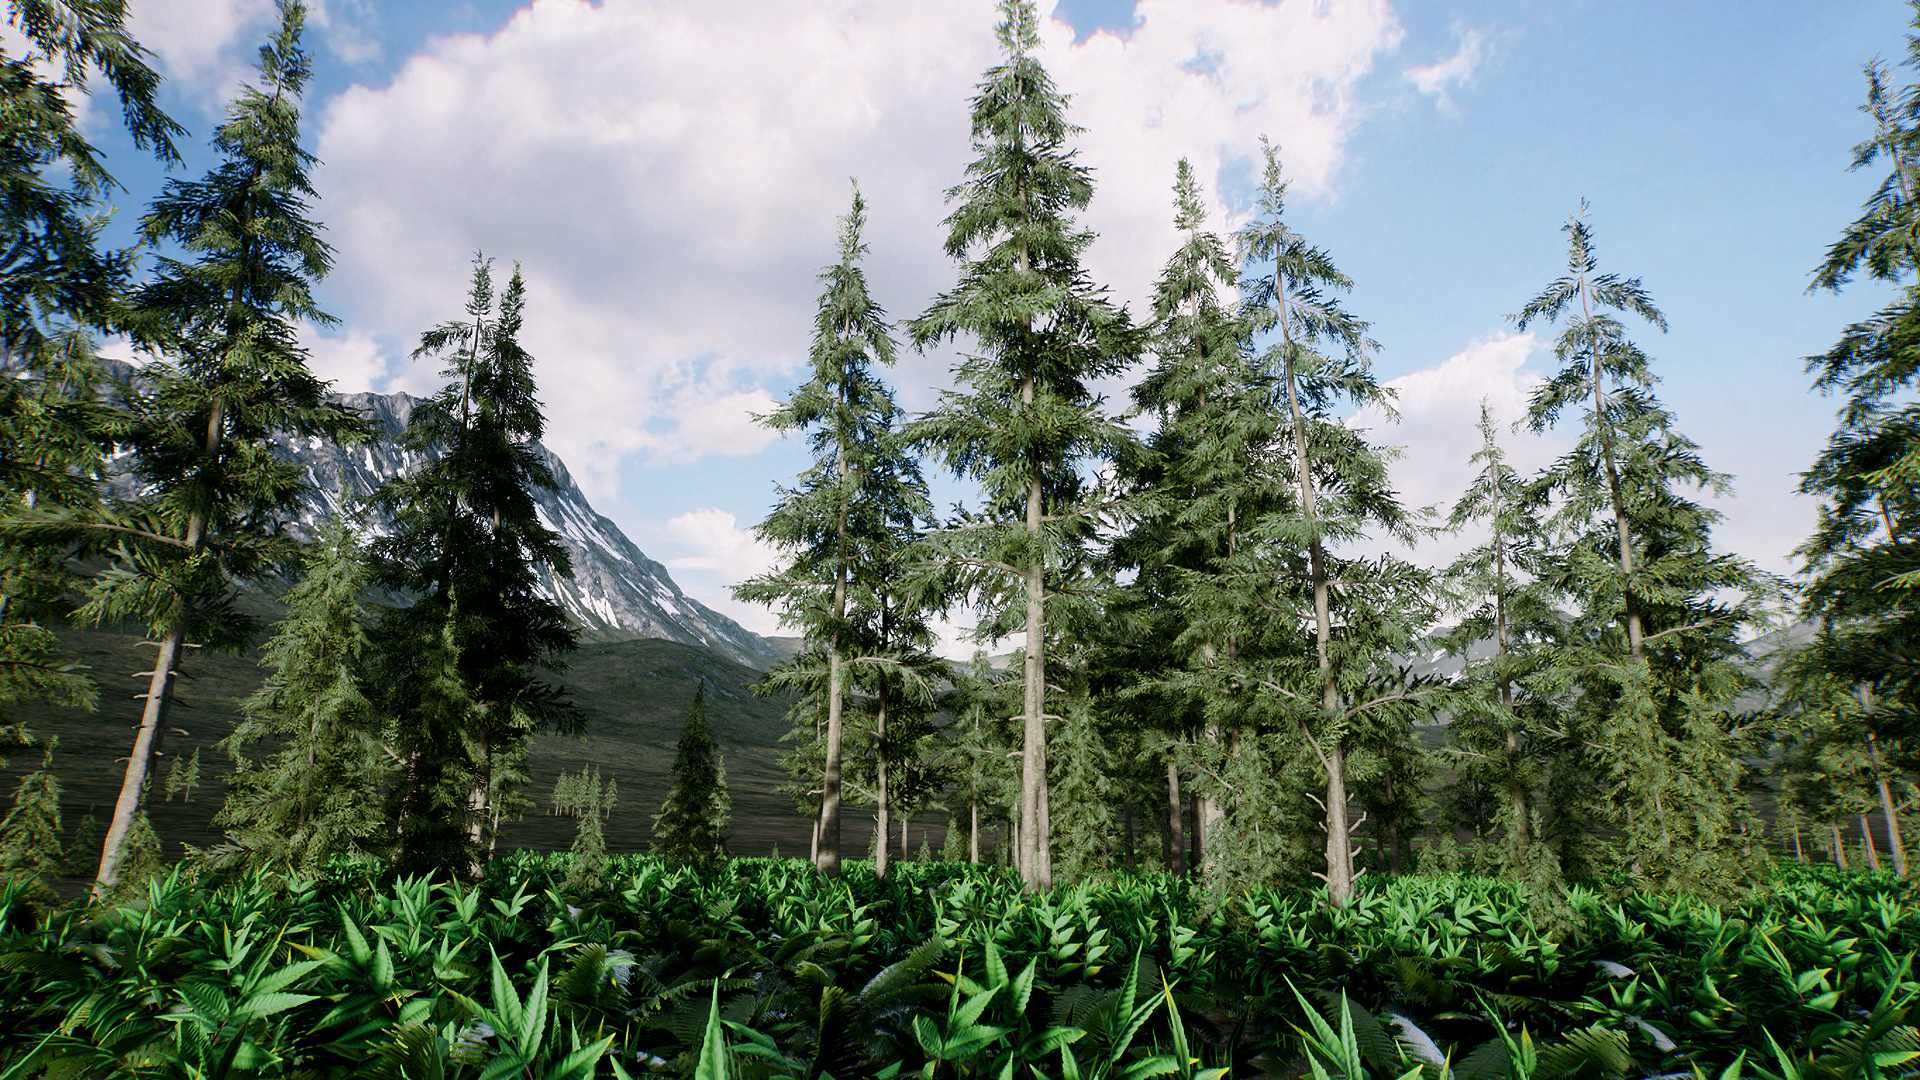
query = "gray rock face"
(281, 389, 782, 670)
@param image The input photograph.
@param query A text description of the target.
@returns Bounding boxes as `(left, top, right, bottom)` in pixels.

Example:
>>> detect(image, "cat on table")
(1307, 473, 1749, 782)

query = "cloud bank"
(300, 0, 1407, 504)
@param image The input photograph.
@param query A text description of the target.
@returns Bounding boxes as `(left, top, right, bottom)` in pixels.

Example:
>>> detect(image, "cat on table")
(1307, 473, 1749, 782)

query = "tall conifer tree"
(76, 1, 363, 893)
(1516, 207, 1766, 891)
(1234, 144, 1426, 907)
(1108, 159, 1304, 889)
(1797, 9, 1920, 805)
(737, 184, 936, 877)
(906, 0, 1138, 891)
(372, 257, 581, 878)
(1440, 403, 1566, 864)
(0, 2, 184, 869)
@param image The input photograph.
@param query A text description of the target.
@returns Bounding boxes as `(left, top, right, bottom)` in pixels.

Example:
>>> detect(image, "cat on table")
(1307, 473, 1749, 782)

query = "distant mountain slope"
(15, 627, 820, 864)
(281, 389, 783, 670)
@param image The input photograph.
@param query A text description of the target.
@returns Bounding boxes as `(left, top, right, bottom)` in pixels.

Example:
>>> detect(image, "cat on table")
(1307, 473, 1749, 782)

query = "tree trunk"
(1831, 820, 1850, 871)
(1020, 432, 1050, 891)
(1791, 821, 1803, 863)
(466, 726, 492, 876)
(876, 696, 890, 878)
(901, 810, 910, 861)
(969, 787, 979, 864)
(1281, 337, 1356, 907)
(1579, 283, 1645, 662)
(818, 577, 848, 876)
(817, 363, 855, 879)
(1868, 729, 1910, 877)
(1860, 814, 1882, 872)
(1165, 761, 1186, 878)
(1198, 723, 1225, 881)
(94, 627, 185, 895)
(1492, 448, 1530, 848)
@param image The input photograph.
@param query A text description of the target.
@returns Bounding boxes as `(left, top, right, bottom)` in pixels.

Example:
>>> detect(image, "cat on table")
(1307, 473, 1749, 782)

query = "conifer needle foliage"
(1798, 6, 1920, 747)
(373, 256, 582, 879)
(906, 0, 1140, 892)
(655, 682, 731, 868)
(72, 0, 365, 895)
(212, 519, 391, 873)
(1516, 206, 1770, 893)
(735, 183, 936, 879)
(1230, 142, 1430, 908)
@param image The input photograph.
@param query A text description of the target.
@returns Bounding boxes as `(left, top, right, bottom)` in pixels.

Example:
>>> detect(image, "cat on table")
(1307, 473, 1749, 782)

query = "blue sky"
(60, 0, 1912, 646)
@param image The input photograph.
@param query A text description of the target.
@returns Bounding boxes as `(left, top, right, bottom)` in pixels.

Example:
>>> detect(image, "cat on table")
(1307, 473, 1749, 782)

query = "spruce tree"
(213, 519, 391, 872)
(734, 184, 932, 878)
(906, 0, 1139, 891)
(0, 1, 181, 848)
(1797, 7, 1920, 771)
(939, 653, 1018, 864)
(1232, 143, 1428, 907)
(1516, 206, 1767, 892)
(0, 744, 63, 900)
(75, 1, 364, 894)
(653, 682, 730, 868)
(1110, 157, 1327, 891)
(1439, 403, 1567, 868)
(556, 766, 614, 891)
(372, 257, 582, 878)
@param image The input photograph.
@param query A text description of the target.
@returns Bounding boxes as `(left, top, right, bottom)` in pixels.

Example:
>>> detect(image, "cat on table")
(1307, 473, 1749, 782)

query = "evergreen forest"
(1, 0, 1918, 1076)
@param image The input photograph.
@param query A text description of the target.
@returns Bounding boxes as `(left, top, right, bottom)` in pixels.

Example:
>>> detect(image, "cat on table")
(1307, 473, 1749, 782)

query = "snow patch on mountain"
(275, 389, 783, 670)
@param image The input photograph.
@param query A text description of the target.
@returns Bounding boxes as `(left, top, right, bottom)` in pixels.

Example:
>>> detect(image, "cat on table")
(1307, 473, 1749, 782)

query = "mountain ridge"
(280, 387, 784, 669)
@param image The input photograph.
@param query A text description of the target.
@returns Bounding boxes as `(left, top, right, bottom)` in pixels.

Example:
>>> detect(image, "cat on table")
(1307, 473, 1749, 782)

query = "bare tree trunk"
(94, 628, 185, 895)
(1198, 722, 1225, 881)
(901, 811, 910, 861)
(1166, 760, 1187, 878)
(818, 550, 849, 877)
(1831, 820, 1850, 871)
(1281, 337, 1357, 907)
(1020, 446, 1050, 890)
(1791, 820, 1803, 863)
(466, 727, 492, 877)
(1868, 730, 1910, 877)
(876, 696, 890, 878)
(969, 789, 979, 864)
(1860, 814, 1882, 872)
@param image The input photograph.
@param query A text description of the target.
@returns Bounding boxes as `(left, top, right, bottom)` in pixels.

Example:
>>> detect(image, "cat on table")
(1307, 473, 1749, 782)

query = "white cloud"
(659, 507, 780, 574)
(307, 0, 1407, 501)
(300, 324, 391, 392)
(650, 507, 786, 634)
(1350, 331, 1564, 568)
(1049, 0, 1404, 318)
(308, 0, 382, 66)
(126, 0, 277, 106)
(1403, 24, 1487, 115)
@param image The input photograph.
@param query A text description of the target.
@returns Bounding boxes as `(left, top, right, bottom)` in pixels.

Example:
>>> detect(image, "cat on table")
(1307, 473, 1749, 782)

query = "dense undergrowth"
(0, 858, 1916, 1079)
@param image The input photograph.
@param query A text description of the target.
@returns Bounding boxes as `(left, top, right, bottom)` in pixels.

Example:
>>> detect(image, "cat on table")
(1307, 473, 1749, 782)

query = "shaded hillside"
(4, 627, 829, 870)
